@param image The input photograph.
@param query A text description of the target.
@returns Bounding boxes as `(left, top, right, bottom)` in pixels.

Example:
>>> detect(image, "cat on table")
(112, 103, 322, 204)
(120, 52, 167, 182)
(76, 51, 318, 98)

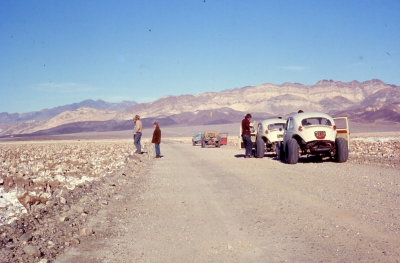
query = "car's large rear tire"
(285, 138, 299, 164)
(216, 138, 221, 148)
(335, 137, 348, 163)
(255, 136, 264, 158)
(192, 141, 196, 146)
(201, 139, 205, 148)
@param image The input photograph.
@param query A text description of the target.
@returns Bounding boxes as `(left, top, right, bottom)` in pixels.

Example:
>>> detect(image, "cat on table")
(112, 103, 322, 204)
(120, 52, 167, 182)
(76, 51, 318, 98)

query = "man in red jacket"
(241, 113, 253, 158)
(152, 121, 161, 158)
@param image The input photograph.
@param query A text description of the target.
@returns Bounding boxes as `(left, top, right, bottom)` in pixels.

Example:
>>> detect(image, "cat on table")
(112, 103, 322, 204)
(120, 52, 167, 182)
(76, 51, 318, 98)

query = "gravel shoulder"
(0, 141, 150, 263)
(56, 140, 400, 263)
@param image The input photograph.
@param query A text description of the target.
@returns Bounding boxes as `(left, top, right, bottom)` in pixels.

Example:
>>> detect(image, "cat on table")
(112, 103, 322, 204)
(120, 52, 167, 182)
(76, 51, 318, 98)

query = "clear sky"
(1, 0, 399, 113)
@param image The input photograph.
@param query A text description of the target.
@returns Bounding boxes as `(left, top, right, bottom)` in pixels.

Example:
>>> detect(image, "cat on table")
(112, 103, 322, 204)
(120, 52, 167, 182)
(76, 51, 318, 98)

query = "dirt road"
(56, 141, 400, 263)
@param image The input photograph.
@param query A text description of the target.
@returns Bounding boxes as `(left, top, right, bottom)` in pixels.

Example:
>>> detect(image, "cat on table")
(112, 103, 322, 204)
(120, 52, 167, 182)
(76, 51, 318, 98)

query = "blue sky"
(1, 0, 399, 113)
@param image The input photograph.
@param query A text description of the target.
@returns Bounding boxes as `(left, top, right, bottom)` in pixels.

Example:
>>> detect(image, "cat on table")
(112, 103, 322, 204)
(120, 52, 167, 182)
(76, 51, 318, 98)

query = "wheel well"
(292, 135, 304, 147)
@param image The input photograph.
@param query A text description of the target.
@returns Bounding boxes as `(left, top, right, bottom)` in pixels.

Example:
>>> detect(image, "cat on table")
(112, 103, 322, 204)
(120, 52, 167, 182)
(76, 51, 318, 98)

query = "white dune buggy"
(254, 118, 287, 158)
(277, 112, 349, 164)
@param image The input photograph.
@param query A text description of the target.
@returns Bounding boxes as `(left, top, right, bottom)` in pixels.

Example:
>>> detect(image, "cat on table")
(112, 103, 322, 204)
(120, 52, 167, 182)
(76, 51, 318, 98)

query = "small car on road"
(201, 131, 221, 148)
(254, 118, 287, 158)
(192, 131, 203, 146)
(277, 112, 349, 164)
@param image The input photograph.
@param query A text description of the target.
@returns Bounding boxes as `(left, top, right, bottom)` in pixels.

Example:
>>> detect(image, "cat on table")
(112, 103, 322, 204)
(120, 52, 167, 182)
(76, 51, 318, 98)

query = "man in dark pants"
(133, 115, 143, 154)
(241, 113, 253, 158)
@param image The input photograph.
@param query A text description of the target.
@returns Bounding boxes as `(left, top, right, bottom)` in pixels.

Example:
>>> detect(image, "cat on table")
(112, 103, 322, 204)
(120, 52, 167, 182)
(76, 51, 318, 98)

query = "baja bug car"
(277, 112, 349, 164)
(201, 131, 221, 148)
(254, 118, 287, 158)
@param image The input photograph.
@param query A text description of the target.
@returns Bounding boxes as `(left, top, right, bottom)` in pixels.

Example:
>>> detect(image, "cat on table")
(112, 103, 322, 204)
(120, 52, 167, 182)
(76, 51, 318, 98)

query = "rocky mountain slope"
(24, 108, 120, 134)
(0, 107, 122, 136)
(0, 100, 136, 124)
(120, 79, 398, 119)
(335, 103, 400, 122)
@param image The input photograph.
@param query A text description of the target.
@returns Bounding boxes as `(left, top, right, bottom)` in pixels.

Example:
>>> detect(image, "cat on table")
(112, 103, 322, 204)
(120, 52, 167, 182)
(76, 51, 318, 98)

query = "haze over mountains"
(0, 100, 137, 123)
(1, 79, 399, 137)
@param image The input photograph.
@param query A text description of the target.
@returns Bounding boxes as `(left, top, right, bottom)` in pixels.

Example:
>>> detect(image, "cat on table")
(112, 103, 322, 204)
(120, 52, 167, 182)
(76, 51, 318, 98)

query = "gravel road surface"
(56, 141, 400, 263)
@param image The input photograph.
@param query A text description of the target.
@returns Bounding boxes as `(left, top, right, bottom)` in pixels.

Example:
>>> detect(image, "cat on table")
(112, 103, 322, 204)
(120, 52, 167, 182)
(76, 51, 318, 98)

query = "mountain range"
(1, 79, 399, 137)
(0, 99, 136, 123)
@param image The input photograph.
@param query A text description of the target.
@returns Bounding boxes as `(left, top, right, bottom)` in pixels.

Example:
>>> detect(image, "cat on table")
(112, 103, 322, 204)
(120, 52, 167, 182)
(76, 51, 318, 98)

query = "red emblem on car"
(314, 131, 326, 139)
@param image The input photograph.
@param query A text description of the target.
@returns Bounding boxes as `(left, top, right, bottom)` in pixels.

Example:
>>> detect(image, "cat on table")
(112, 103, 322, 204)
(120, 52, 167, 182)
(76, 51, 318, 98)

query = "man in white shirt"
(133, 115, 143, 154)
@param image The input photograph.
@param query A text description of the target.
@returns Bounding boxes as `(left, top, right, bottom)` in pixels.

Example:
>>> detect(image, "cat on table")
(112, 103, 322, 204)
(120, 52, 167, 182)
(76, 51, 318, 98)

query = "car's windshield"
(267, 123, 285, 130)
(205, 131, 218, 137)
(301, 118, 332, 126)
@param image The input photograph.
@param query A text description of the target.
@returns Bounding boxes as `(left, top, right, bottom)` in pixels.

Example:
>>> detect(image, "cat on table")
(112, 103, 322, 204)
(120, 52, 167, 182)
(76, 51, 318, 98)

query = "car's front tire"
(286, 138, 299, 164)
(255, 136, 264, 158)
(335, 138, 348, 163)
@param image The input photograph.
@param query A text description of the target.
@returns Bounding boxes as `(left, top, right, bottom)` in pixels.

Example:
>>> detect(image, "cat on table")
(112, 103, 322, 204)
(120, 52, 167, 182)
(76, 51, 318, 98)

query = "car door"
(333, 117, 350, 145)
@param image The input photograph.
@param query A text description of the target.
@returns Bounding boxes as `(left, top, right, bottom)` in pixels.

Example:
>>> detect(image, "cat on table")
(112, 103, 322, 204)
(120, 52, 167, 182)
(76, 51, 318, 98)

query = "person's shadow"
(299, 156, 334, 163)
(274, 155, 334, 163)
(234, 153, 277, 159)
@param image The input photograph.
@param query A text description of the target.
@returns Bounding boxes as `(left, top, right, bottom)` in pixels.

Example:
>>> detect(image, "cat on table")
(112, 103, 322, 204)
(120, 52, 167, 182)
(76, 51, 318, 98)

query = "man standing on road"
(152, 121, 162, 158)
(242, 113, 253, 158)
(133, 115, 143, 154)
